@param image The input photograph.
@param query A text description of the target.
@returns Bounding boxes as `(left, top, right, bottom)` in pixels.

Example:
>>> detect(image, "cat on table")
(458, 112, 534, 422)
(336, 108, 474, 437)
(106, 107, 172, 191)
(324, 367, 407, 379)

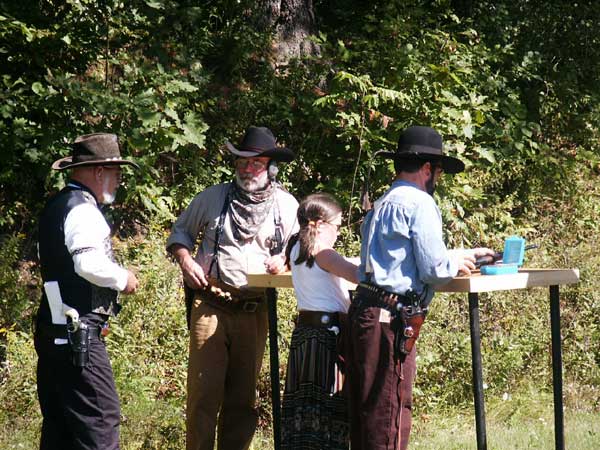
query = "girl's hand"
(265, 254, 286, 274)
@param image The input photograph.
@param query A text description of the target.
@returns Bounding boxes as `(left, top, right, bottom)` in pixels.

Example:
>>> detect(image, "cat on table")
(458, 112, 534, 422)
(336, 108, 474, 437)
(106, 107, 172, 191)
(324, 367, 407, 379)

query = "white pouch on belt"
(43, 281, 77, 345)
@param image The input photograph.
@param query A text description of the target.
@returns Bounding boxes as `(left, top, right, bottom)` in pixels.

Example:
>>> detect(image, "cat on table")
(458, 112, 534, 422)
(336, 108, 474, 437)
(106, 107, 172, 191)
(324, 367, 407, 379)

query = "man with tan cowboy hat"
(35, 132, 139, 449)
(347, 125, 494, 450)
(167, 126, 299, 450)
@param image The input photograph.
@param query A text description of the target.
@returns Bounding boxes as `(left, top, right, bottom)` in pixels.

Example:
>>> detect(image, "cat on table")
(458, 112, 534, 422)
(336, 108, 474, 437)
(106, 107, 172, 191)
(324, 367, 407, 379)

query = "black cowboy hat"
(52, 133, 140, 171)
(379, 125, 464, 174)
(225, 126, 295, 162)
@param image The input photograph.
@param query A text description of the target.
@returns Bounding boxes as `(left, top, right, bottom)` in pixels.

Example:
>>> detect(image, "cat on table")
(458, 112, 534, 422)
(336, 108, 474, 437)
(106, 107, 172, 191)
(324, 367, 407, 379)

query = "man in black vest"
(36, 133, 139, 450)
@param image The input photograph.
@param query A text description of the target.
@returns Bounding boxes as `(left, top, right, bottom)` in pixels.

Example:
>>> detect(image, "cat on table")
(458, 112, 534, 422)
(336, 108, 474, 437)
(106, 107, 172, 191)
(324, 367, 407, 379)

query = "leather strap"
(353, 283, 409, 314)
(296, 310, 340, 328)
(35, 322, 103, 340)
(196, 289, 266, 313)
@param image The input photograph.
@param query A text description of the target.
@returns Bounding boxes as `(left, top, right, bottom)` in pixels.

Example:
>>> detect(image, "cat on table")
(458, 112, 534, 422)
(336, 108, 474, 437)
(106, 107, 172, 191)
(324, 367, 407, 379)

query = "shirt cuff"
(166, 233, 194, 254)
(114, 267, 129, 291)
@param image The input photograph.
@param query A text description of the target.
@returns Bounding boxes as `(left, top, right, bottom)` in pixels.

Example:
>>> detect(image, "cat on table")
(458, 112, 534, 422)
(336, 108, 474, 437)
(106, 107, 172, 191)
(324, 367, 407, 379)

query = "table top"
(247, 268, 580, 293)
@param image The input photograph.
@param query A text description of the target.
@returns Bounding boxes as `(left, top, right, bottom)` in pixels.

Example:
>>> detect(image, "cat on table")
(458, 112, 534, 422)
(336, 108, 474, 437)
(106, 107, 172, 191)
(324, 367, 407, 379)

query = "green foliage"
(0, 234, 37, 332)
(0, 329, 40, 448)
(3, 0, 598, 239)
(0, 1, 215, 231)
(1, 0, 600, 447)
(306, 2, 593, 246)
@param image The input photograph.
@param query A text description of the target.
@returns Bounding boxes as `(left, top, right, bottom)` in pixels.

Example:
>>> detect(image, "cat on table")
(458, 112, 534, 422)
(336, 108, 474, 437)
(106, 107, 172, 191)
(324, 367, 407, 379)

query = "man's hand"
(122, 270, 139, 294)
(457, 254, 476, 276)
(456, 247, 496, 276)
(180, 256, 208, 289)
(170, 244, 208, 289)
(467, 247, 496, 259)
(264, 254, 286, 274)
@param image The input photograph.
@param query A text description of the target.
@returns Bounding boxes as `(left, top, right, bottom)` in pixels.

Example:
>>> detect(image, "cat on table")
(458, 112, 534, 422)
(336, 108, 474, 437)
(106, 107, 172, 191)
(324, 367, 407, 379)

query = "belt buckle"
(320, 314, 331, 325)
(242, 301, 259, 313)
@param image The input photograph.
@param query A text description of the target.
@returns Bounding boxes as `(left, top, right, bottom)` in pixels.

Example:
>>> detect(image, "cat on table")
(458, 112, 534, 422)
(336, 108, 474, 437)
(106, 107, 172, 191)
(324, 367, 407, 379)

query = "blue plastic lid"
(502, 236, 525, 266)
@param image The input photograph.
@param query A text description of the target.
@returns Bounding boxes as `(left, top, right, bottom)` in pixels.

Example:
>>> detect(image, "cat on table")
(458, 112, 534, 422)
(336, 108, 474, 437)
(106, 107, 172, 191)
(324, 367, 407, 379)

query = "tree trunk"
(452, 0, 474, 18)
(259, 0, 320, 66)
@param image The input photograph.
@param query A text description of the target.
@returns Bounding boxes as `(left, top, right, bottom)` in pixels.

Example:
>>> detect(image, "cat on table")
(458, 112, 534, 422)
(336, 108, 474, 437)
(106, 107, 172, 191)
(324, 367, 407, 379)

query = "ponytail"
(286, 193, 342, 268)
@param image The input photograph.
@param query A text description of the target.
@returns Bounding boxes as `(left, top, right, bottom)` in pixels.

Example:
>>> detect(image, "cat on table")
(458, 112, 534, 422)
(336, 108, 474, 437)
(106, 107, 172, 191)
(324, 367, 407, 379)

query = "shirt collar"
(391, 179, 420, 190)
(66, 180, 99, 205)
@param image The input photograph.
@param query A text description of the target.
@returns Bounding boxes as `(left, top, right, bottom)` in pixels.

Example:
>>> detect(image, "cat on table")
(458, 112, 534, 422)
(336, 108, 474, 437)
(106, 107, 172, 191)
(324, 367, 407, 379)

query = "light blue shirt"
(359, 180, 458, 307)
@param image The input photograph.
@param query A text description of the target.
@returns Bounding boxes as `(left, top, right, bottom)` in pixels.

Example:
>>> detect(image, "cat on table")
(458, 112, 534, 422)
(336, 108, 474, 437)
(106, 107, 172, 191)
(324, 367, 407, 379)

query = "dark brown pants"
(347, 303, 416, 450)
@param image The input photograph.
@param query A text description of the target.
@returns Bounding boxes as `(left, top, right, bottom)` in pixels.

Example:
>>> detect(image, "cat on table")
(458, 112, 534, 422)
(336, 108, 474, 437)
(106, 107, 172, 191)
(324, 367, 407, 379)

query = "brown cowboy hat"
(225, 126, 295, 162)
(378, 125, 465, 174)
(52, 133, 140, 170)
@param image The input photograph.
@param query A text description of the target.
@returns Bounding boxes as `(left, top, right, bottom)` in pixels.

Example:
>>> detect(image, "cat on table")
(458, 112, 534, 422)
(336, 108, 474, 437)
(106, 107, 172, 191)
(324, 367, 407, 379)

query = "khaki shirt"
(167, 182, 299, 291)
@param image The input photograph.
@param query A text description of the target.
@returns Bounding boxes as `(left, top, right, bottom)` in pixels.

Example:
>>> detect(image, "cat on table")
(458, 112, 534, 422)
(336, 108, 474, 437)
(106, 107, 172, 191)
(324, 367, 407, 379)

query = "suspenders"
(207, 185, 233, 281)
(208, 184, 284, 281)
(269, 196, 284, 256)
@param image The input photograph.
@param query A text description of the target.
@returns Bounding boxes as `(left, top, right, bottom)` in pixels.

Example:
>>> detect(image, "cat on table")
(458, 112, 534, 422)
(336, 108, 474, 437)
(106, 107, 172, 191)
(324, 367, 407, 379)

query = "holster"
(67, 320, 90, 368)
(184, 283, 195, 330)
(392, 304, 427, 359)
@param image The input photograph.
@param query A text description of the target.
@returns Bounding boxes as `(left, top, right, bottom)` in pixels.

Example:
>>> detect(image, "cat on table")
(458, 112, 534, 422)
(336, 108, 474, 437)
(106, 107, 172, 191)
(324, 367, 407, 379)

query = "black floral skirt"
(281, 324, 349, 450)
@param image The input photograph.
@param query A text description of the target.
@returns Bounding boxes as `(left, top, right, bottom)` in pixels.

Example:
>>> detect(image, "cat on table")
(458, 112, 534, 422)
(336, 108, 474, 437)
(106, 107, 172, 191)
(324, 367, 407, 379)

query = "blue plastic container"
(480, 236, 525, 275)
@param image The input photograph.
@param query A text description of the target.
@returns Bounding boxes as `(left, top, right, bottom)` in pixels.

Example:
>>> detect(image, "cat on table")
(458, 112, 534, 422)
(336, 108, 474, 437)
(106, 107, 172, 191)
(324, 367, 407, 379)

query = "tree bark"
(259, 0, 320, 66)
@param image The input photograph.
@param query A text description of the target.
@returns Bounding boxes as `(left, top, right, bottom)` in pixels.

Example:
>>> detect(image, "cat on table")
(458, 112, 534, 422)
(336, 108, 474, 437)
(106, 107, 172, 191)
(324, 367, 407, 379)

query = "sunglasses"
(234, 159, 268, 170)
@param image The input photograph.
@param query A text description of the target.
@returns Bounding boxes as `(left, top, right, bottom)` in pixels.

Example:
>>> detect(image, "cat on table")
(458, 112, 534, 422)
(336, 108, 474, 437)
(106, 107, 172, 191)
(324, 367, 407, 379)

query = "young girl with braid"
(281, 193, 359, 450)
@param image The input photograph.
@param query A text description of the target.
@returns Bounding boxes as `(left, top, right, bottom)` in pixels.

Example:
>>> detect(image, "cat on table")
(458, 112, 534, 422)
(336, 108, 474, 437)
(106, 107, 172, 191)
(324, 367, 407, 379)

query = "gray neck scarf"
(229, 181, 275, 241)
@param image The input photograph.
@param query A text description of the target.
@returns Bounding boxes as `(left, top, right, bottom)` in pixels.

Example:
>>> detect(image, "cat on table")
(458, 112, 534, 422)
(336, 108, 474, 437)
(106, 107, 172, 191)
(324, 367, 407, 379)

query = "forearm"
(412, 205, 458, 283)
(315, 249, 359, 284)
(336, 260, 359, 284)
(169, 244, 194, 267)
(73, 250, 129, 291)
(414, 240, 459, 284)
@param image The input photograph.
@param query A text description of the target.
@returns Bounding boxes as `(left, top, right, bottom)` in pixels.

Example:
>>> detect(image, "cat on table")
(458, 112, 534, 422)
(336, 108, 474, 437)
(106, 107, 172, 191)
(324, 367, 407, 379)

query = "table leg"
(468, 292, 487, 450)
(549, 285, 564, 450)
(266, 287, 281, 450)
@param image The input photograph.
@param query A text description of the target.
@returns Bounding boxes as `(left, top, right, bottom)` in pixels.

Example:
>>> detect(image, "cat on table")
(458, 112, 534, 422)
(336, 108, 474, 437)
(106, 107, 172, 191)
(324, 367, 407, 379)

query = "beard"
(101, 176, 116, 204)
(235, 170, 270, 192)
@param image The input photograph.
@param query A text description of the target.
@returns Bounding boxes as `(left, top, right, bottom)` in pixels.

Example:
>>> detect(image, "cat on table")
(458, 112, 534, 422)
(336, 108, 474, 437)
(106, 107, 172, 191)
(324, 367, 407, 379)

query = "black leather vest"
(37, 182, 120, 324)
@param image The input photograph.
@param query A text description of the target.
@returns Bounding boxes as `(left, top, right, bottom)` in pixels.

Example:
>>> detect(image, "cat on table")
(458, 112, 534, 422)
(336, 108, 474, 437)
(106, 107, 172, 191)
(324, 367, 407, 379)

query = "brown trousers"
(347, 303, 417, 450)
(186, 297, 268, 450)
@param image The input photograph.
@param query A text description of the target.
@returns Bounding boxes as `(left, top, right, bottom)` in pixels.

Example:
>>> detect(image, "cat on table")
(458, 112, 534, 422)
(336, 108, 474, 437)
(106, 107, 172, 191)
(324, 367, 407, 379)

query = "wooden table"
(248, 268, 580, 450)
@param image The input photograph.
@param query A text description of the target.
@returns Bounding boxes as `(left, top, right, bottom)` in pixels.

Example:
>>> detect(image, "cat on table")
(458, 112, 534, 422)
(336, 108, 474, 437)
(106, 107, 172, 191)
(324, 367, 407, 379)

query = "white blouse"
(290, 242, 353, 313)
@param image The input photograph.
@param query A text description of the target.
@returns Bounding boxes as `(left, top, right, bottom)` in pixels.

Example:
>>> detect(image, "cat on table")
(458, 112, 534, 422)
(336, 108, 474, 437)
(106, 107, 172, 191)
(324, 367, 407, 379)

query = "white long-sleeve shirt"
(64, 201, 128, 291)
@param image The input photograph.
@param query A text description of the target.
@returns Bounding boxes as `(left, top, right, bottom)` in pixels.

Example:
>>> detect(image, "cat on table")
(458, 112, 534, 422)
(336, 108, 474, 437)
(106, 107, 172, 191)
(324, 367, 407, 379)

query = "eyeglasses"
(101, 166, 122, 183)
(234, 159, 268, 171)
(327, 221, 341, 232)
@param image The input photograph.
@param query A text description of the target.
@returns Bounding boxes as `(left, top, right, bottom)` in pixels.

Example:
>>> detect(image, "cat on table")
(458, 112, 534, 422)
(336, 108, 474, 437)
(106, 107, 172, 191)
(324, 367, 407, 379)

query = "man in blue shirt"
(347, 126, 493, 450)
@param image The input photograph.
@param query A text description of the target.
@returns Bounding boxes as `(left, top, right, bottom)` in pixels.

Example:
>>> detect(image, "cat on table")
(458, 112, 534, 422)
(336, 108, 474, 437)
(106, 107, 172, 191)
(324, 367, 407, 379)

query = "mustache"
(235, 172, 269, 192)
